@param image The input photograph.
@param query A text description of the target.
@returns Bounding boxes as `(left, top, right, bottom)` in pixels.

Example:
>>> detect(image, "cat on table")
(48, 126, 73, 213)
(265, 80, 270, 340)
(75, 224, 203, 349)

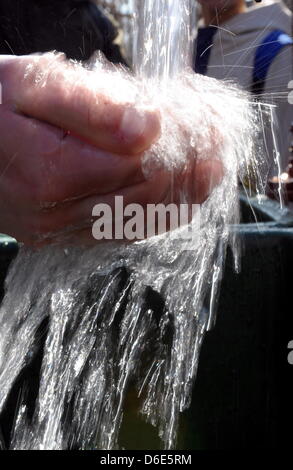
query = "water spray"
(0, 0, 278, 450)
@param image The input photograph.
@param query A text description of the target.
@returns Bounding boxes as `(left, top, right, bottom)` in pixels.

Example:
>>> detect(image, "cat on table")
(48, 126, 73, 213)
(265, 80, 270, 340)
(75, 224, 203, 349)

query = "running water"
(0, 0, 276, 449)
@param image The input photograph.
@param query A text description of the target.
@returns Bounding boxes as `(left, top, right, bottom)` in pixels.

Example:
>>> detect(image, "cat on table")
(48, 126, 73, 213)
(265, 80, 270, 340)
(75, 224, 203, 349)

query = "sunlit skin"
(198, 0, 247, 25)
(0, 54, 223, 246)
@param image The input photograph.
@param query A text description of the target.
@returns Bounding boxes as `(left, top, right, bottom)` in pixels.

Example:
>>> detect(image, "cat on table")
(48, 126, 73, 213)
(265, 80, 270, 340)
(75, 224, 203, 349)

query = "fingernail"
(120, 107, 146, 140)
(119, 106, 161, 152)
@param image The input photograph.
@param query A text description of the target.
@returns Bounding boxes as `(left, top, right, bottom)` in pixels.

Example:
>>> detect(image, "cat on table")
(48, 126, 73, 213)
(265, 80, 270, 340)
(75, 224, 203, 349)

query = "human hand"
(0, 53, 223, 246)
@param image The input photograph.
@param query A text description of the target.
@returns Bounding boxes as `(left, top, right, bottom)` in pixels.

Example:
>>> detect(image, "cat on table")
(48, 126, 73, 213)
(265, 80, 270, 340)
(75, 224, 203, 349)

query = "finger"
(1, 54, 161, 155)
(155, 157, 224, 206)
(0, 108, 146, 207)
(25, 159, 224, 243)
(29, 171, 170, 239)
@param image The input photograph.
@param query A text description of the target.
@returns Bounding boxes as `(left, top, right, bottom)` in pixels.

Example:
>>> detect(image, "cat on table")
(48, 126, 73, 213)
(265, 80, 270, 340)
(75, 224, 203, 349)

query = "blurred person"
(194, 0, 293, 178)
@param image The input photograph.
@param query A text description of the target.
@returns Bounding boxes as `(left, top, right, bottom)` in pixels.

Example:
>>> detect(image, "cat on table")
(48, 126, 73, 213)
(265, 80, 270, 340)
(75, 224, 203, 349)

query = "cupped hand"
(0, 53, 223, 246)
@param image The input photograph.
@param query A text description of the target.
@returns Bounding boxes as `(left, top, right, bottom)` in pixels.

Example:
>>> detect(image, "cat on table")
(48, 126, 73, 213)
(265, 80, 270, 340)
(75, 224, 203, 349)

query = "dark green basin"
(239, 191, 293, 226)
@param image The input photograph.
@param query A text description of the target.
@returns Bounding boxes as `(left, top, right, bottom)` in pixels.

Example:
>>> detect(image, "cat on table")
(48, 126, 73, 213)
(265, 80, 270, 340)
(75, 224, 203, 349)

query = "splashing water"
(133, 0, 193, 79)
(0, 0, 276, 450)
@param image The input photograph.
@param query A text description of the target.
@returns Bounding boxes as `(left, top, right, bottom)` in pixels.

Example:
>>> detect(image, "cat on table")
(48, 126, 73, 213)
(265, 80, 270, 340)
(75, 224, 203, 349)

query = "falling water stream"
(0, 0, 277, 450)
